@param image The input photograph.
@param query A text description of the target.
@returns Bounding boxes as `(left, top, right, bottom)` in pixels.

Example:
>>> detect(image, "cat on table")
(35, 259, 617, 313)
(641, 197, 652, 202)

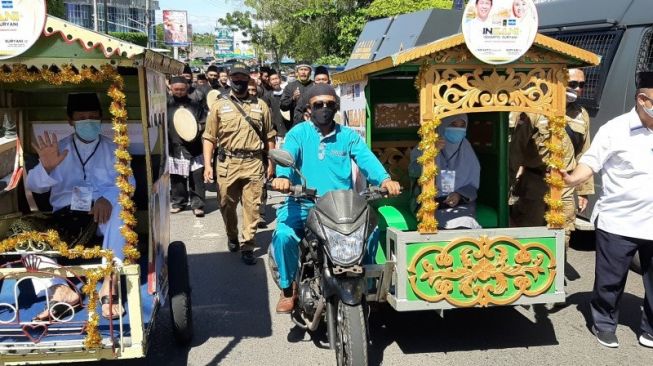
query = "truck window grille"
(637, 27, 653, 73)
(549, 29, 623, 108)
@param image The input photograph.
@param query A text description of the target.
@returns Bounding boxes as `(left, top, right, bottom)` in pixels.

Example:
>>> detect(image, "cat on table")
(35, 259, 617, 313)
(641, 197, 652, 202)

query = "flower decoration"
(416, 117, 441, 233)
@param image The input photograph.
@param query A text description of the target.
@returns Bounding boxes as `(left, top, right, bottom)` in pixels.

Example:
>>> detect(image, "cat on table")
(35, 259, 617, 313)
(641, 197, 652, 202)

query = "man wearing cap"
(202, 62, 276, 265)
(562, 71, 653, 349)
(27, 92, 135, 320)
(182, 64, 194, 85)
(270, 84, 401, 313)
(280, 62, 314, 126)
(293, 65, 336, 125)
(168, 76, 207, 217)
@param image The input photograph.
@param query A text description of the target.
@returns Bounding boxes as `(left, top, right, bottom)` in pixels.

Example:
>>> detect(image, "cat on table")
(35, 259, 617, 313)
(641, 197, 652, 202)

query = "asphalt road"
(82, 191, 650, 366)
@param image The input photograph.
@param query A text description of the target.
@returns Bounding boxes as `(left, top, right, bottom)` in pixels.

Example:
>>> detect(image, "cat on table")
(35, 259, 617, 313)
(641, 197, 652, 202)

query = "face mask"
(566, 88, 578, 103)
(444, 127, 466, 144)
(173, 95, 188, 103)
(75, 119, 101, 142)
(312, 107, 336, 126)
(230, 79, 248, 95)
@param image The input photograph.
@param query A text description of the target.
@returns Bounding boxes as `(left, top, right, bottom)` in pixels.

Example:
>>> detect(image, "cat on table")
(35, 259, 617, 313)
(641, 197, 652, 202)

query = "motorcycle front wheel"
(334, 300, 368, 366)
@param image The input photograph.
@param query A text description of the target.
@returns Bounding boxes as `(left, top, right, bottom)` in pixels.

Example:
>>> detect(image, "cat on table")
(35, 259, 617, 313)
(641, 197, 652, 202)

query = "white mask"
(639, 94, 653, 119)
(566, 88, 578, 103)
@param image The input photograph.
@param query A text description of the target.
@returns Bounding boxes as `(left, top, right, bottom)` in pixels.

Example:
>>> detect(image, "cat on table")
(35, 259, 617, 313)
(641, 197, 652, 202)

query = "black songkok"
(67, 93, 101, 118)
(636, 71, 653, 89)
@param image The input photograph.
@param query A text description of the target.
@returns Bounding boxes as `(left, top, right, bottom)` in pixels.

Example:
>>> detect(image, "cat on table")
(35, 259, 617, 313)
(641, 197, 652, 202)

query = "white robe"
(26, 134, 134, 261)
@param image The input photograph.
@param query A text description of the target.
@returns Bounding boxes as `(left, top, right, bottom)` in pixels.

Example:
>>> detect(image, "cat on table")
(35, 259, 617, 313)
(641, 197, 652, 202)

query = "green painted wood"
(404, 236, 558, 303)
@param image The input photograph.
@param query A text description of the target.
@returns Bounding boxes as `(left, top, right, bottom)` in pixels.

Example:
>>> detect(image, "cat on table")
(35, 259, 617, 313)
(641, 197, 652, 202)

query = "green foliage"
(46, 0, 66, 18)
(192, 33, 215, 47)
(315, 55, 349, 66)
(364, 0, 454, 18)
(226, 0, 458, 65)
(109, 32, 148, 47)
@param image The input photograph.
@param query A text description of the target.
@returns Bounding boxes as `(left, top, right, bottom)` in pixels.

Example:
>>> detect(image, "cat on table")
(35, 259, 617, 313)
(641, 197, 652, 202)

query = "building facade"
(64, 0, 158, 34)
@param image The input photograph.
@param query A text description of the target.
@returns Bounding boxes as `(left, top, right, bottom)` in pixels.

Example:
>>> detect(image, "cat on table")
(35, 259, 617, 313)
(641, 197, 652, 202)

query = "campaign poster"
(0, 0, 47, 60)
(462, 0, 538, 65)
(163, 10, 189, 46)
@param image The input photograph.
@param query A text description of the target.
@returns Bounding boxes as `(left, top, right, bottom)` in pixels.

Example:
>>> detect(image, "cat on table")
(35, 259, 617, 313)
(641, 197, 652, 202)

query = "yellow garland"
(0, 63, 140, 348)
(544, 115, 567, 228)
(416, 118, 441, 233)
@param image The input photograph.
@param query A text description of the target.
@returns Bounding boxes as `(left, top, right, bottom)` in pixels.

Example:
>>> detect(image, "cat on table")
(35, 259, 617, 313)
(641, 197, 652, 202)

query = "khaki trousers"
(216, 157, 264, 251)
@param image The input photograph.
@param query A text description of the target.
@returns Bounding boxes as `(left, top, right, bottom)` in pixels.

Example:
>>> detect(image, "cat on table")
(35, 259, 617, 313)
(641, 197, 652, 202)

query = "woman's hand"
(444, 192, 461, 207)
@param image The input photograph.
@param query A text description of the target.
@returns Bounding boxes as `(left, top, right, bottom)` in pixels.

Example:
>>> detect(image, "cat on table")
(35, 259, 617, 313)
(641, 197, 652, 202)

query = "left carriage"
(0, 15, 192, 364)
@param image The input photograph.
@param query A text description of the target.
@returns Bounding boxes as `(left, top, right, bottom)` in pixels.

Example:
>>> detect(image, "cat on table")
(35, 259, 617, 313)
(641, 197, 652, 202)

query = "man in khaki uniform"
(203, 63, 276, 265)
(510, 68, 594, 249)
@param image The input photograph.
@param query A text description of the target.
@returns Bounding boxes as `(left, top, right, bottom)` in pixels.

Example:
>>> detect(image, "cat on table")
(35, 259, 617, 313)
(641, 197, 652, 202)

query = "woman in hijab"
(409, 113, 481, 229)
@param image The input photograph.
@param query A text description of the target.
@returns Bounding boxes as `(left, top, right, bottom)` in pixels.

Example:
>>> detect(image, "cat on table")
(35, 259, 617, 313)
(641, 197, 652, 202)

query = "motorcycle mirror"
(269, 149, 296, 168)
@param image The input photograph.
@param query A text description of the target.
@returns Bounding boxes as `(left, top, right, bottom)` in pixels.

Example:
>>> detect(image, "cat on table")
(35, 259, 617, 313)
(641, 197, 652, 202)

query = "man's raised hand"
(31, 132, 68, 174)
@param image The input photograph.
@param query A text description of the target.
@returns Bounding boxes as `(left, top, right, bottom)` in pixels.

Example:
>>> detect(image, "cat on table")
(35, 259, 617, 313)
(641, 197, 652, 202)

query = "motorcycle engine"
(298, 278, 321, 316)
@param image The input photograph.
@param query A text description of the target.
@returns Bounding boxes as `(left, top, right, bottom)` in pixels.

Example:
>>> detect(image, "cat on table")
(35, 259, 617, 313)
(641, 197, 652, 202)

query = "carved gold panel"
(372, 141, 416, 189)
(407, 235, 557, 307)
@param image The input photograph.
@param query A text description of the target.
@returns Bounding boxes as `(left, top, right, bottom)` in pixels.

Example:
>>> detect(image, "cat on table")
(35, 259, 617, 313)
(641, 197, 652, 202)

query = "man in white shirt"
(562, 71, 653, 349)
(27, 93, 134, 320)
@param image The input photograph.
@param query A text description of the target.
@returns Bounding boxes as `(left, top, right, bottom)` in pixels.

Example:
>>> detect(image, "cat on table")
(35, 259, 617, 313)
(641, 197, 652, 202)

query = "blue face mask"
(444, 127, 466, 144)
(74, 119, 101, 142)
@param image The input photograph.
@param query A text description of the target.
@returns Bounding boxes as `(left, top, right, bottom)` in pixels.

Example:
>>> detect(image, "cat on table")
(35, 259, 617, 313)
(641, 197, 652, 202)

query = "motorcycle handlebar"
(266, 182, 317, 198)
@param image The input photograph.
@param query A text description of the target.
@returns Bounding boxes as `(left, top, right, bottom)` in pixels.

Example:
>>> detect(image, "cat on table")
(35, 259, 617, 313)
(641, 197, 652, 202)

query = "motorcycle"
(267, 149, 388, 366)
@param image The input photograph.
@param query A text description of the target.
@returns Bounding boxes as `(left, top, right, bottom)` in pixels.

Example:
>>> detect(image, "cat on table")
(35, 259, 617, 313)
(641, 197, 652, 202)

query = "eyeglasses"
(311, 101, 337, 110)
(568, 81, 586, 89)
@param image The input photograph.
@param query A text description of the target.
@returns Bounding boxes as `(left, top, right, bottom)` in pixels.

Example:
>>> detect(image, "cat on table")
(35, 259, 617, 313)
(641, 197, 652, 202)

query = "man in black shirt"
(280, 62, 314, 126)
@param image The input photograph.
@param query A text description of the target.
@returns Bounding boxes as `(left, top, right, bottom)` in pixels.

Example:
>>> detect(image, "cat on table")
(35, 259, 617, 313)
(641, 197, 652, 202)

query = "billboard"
(462, 0, 538, 64)
(214, 27, 234, 58)
(0, 0, 47, 60)
(163, 10, 189, 46)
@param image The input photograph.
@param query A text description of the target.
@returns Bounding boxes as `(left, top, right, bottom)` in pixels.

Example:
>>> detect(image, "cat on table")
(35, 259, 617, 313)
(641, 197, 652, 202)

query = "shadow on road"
(367, 303, 558, 365)
(566, 291, 645, 336)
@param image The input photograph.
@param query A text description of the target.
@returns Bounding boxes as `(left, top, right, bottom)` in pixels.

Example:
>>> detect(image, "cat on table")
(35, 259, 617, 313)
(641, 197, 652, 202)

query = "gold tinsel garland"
(416, 118, 442, 233)
(0, 63, 140, 348)
(543, 115, 567, 227)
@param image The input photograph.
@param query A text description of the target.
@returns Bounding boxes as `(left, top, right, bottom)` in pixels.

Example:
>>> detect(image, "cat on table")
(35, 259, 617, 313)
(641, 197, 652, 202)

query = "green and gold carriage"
(0, 16, 192, 364)
(333, 32, 599, 311)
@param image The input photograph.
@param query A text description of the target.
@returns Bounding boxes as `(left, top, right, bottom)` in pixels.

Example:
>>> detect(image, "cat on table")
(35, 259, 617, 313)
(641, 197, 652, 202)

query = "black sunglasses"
(568, 81, 586, 89)
(311, 101, 337, 110)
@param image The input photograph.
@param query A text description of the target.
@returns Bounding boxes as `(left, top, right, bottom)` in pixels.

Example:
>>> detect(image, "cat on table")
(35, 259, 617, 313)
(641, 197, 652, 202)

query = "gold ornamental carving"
(423, 66, 566, 119)
(407, 235, 557, 307)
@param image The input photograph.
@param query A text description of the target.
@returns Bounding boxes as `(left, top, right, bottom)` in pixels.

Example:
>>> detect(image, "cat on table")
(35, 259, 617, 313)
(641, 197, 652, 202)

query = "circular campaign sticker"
(462, 0, 538, 65)
(0, 0, 47, 60)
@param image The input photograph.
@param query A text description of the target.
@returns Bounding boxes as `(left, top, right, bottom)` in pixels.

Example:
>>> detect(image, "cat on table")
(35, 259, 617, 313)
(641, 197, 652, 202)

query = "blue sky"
(155, 0, 247, 34)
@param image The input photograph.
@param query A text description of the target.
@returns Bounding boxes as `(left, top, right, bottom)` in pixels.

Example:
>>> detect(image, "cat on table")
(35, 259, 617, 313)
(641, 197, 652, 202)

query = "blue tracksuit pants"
(271, 199, 379, 289)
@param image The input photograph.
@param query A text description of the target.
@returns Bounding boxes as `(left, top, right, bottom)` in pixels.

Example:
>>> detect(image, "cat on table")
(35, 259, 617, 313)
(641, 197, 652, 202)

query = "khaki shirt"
(202, 93, 276, 152)
(509, 106, 595, 201)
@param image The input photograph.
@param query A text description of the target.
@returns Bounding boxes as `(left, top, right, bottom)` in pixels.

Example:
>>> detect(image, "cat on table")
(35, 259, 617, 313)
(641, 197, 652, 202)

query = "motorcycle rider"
(270, 84, 401, 313)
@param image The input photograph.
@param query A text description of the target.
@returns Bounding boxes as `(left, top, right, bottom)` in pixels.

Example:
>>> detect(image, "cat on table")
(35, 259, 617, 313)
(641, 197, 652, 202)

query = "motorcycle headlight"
(322, 225, 366, 265)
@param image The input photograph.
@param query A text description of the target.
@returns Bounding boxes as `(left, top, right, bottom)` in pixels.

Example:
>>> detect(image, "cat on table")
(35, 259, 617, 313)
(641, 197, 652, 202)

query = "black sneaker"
(639, 332, 653, 348)
(592, 325, 619, 348)
(227, 240, 239, 253)
(241, 250, 256, 265)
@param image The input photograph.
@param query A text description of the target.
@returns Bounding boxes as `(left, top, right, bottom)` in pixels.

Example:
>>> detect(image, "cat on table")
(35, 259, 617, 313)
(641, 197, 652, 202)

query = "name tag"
(251, 107, 263, 114)
(441, 170, 456, 195)
(220, 106, 234, 113)
(71, 186, 93, 212)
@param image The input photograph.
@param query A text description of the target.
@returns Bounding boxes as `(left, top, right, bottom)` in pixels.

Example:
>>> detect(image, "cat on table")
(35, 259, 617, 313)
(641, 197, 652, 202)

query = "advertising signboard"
(0, 0, 47, 60)
(462, 0, 538, 65)
(214, 27, 234, 58)
(163, 10, 190, 46)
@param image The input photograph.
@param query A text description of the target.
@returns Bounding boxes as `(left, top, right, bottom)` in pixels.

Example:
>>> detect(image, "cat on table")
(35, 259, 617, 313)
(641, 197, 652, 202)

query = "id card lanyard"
(72, 138, 101, 181)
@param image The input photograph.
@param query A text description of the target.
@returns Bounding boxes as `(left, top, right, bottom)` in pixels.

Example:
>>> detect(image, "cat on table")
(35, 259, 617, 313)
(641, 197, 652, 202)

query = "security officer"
(202, 63, 276, 265)
(509, 68, 594, 249)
